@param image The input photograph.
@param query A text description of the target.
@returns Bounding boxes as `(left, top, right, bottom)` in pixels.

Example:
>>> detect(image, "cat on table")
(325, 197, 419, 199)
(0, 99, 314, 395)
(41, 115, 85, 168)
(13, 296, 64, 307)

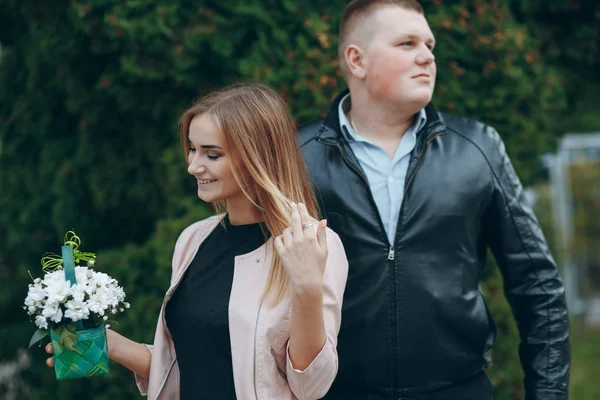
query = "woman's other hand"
(274, 202, 328, 293)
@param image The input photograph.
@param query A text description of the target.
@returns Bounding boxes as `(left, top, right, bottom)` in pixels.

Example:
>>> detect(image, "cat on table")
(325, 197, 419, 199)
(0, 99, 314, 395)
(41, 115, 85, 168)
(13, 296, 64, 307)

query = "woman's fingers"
(282, 227, 293, 247)
(317, 219, 328, 252)
(274, 235, 285, 255)
(45, 343, 54, 368)
(290, 203, 303, 238)
(297, 203, 318, 235)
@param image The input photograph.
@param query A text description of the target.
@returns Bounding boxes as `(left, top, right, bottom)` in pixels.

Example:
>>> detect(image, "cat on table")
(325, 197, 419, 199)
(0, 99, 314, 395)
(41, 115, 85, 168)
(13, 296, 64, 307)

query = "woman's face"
(186, 113, 245, 204)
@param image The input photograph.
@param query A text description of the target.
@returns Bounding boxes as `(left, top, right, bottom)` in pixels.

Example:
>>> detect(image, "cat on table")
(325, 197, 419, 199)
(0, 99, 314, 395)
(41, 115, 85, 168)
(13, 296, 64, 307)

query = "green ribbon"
(41, 231, 97, 273)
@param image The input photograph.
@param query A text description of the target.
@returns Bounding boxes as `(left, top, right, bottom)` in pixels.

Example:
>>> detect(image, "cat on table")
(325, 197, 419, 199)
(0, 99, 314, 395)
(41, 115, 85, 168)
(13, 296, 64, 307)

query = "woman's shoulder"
(181, 214, 222, 237)
(173, 215, 223, 259)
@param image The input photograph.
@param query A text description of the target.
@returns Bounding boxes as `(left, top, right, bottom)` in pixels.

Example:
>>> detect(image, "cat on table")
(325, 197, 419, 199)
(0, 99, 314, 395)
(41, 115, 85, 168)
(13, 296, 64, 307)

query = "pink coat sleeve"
(285, 228, 349, 399)
(134, 344, 153, 395)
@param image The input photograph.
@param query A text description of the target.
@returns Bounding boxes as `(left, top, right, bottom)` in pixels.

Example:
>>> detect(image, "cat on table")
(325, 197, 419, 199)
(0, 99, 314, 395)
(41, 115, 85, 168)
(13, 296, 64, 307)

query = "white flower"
(70, 283, 87, 303)
(75, 266, 90, 285)
(24, 296, 36, 307)
(25, 262, 128, 328)
(27, 284, 47, 303)
(64, 300, 89, 322)
(46, 279, 71, 303)
(87, 292, 109, 315)
(35, 316, 48, 330)
(42, 302, 61, 320)
(42, 303, 63, 324)
(93, 272, 111, 287)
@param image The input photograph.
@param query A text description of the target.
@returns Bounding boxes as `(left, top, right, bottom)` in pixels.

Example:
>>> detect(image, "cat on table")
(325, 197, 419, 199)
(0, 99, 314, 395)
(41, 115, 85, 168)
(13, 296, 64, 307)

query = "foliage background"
(1, 0, 599, 399)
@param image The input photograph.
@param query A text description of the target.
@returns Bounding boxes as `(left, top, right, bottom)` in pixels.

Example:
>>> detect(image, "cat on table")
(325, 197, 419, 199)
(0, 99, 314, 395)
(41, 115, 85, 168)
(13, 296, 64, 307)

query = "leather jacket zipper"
(389, 130, 443, 395)
(388, 245, 395, 260)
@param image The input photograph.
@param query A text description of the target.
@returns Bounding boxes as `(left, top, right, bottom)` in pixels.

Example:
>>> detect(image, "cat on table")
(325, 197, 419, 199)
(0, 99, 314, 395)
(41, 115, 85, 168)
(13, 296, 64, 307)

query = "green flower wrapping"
(25, 231, 128, 380)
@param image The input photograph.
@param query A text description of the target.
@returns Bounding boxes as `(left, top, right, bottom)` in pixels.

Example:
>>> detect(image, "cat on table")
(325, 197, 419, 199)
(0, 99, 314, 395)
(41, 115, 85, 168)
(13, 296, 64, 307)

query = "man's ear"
(345, 44, 367, 80)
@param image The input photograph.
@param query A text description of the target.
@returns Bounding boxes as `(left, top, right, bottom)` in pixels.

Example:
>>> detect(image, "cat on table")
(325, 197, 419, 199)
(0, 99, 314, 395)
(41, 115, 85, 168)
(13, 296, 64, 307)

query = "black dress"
(165, 215, 266, 400)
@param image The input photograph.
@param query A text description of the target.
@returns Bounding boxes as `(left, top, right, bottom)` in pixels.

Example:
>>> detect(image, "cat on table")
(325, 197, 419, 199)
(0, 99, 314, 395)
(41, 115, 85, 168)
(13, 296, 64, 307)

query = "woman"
(45, 83, 348, 399)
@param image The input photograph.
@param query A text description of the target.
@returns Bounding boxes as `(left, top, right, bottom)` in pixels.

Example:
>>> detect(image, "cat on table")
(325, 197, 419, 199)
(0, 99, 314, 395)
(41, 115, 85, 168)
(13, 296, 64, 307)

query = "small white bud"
(87, 259, 95, 267)
(86, 270, 93, 279)
(34, 278, 42, 284)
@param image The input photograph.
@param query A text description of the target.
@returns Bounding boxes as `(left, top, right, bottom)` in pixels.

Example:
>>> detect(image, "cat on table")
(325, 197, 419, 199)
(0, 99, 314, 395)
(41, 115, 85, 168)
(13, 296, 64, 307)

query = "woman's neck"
(226, 197, 263, 225)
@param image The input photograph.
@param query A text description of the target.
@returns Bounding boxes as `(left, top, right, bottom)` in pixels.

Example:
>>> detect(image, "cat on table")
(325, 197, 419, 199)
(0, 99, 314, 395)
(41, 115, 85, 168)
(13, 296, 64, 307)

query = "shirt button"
(388, 176, 394, 184)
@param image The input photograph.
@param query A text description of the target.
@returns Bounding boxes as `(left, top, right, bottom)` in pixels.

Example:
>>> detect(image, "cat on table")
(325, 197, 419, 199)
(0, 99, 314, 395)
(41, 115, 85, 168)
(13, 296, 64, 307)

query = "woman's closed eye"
(207, 152, 221, 160)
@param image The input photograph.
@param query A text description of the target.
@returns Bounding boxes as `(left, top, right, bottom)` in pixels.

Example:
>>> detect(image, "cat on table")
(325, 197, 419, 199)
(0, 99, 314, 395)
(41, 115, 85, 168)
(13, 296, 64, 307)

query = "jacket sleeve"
(482, 126, 570, 399)
(133, 344, 153, 395)
(285, 229, 349, 400)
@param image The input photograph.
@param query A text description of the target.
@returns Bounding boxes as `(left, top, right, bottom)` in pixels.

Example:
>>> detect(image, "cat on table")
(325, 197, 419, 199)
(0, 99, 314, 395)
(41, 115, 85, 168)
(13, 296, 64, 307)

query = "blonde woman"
(45, 83, 349, 399)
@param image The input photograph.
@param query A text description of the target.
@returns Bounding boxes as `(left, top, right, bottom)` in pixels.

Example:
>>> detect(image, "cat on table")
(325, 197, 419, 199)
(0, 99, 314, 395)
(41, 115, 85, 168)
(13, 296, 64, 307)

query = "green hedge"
(1, 1, 594, 398)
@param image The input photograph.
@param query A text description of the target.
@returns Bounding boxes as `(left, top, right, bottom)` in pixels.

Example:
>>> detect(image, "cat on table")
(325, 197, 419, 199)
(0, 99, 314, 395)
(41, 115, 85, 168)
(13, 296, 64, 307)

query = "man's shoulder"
(439, 111, 503, 153)
(297, 120, 324, 147)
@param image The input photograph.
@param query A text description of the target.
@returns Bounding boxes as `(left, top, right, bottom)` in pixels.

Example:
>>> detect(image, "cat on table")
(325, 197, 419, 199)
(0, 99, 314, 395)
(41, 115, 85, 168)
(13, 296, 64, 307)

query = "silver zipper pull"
(388, 245, 395, 260)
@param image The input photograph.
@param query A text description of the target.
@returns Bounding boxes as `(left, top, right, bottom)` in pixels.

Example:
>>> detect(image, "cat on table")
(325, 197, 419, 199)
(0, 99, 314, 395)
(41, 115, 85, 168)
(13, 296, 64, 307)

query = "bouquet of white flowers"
(25, 231, 129, 380)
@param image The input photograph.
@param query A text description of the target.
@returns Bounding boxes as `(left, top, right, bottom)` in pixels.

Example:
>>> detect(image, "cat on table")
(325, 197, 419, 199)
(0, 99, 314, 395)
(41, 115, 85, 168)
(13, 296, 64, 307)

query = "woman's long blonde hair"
(179, 83, 319, 304)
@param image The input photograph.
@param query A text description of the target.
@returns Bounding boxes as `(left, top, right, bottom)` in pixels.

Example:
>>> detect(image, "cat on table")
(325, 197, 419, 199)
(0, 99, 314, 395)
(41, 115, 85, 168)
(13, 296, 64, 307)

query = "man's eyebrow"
(404, 33, 436, 46)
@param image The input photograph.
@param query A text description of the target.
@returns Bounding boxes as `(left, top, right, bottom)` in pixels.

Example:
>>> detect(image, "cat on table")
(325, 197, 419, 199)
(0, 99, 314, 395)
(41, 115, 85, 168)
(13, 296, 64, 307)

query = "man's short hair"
(338, 0, 424, 75)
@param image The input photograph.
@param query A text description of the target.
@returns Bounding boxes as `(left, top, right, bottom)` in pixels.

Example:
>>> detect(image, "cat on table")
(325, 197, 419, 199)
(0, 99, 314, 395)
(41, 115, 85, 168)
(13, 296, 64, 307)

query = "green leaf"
(62, 331, 78, 352)
(58, 325, 78, 351)
(28, 329, 49, 349)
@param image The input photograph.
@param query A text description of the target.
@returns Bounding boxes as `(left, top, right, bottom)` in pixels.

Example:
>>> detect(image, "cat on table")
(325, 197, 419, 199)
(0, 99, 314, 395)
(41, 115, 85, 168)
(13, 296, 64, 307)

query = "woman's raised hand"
(274, 202, 328, 292)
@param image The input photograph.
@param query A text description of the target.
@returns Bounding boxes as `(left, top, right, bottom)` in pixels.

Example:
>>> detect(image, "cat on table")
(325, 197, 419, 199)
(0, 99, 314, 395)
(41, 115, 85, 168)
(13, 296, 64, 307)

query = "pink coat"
(134, 215, 348, 399)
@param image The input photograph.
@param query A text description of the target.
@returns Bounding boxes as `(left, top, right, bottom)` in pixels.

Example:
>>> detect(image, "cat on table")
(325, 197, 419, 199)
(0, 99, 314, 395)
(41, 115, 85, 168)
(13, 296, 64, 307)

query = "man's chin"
(394, 95, 432, 113)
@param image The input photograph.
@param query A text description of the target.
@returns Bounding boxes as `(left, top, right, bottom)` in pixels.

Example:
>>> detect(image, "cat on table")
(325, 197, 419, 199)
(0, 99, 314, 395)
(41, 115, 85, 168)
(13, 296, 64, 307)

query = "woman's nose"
(187, 157, 207, 175)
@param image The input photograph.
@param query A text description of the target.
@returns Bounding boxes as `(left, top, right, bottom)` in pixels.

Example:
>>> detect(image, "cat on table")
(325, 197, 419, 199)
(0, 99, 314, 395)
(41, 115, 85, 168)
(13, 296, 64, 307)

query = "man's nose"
(416, 47, 435, 65)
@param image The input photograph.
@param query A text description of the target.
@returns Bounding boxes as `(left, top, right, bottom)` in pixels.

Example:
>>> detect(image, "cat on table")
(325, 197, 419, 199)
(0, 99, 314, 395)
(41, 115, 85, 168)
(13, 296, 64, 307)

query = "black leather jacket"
(298, 91, 570, 399)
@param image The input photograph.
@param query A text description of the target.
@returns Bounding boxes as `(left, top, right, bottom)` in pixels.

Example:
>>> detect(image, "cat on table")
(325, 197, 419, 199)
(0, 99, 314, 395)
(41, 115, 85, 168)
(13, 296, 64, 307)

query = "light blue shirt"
(338, 94, 427, 244)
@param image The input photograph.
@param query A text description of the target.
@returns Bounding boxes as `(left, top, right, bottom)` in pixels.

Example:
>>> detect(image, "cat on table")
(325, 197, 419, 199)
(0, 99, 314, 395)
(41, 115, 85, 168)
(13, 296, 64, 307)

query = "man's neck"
(347, 95, 418, 142)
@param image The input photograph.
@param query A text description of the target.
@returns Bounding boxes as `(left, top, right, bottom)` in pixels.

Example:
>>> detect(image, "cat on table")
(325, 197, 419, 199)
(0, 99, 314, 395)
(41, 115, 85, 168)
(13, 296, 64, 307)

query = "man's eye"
(400, 41, 414, 47)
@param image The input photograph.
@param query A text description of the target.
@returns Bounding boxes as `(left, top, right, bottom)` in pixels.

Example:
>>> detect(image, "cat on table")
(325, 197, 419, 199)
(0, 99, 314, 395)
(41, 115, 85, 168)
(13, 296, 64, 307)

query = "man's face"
(361, 7, 436, 109)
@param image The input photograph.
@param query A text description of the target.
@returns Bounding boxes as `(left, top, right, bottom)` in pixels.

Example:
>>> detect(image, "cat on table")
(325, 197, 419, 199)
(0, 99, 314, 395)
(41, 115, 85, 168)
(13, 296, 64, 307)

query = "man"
(298, 0, 570, 399)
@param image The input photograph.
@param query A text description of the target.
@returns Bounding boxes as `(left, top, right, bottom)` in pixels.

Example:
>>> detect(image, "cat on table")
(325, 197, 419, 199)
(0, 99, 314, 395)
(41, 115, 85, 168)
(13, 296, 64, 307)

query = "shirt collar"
(338, 93, 428, 143)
